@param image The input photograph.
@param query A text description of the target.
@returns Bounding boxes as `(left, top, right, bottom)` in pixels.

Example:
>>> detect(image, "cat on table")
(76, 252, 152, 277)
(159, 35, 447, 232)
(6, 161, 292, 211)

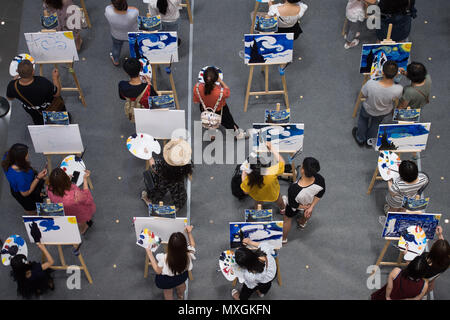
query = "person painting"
(2, 143, 47, 214)
(145, 226, 196, 300)
(267, 0, 308, 40)
(398, 62, 432, 109)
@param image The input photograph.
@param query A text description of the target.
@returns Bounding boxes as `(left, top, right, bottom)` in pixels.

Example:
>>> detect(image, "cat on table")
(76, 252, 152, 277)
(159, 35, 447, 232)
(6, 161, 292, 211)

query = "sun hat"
(163, 139, 192, 166)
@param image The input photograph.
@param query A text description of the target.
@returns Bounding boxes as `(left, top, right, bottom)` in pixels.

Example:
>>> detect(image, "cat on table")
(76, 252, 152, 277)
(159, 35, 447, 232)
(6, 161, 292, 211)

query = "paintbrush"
(391, 244, 421, 255)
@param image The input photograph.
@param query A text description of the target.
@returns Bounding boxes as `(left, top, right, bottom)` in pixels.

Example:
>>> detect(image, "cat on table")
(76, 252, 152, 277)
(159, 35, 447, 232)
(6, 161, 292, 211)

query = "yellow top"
(241, 162, 284, 202)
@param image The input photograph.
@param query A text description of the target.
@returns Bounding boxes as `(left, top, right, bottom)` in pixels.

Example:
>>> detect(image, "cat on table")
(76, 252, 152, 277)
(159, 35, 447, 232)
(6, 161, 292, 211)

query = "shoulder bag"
(124, 84, 148, 122)
(14, 80, 66, 113)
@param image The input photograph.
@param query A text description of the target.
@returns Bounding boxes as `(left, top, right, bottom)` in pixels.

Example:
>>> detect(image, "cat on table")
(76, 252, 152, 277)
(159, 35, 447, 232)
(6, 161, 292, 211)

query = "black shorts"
(278, 22, 303, 40)
(155, 271, 188, 290)
(285, 205, 304, 218)
(10, 179, 45, 211)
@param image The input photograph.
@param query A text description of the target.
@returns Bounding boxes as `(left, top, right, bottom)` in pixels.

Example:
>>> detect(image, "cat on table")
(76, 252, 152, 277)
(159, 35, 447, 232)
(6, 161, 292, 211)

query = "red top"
(371, 271, 425, 300)
(48, 184, 96, 223)
(193, 83, 230, 111)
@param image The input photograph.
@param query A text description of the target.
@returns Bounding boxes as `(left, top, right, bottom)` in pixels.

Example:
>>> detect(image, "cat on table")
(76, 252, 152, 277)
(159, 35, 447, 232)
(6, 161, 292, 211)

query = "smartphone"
(71, 171, 80, 184)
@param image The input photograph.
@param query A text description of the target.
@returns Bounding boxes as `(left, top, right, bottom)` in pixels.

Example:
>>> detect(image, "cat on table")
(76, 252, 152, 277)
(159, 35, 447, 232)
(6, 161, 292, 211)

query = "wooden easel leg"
(373, 240, 391, 274)
(79, 0, 92, 28)
(39, 64, 44, 77)
(145, 160, 150, 171)
(353, 75, 369, 118)
(281, 73, 289, 108)
(67, 63, 87, 107)
(232, 278, 237, 287)
(46, 154, 53, 177)
(144, 253, 149, 278)
(87, 176, 94, 190)
(367, 166, 379, 195)
(264, 65, 269, 93)
(77, 252, 93, 284)
(188, 270, 193, 281)
(58, 245, 67, 266)
(169, 73, 180, 110)
(275, 256, 282, 286)
(250, 2, 260, 34)
(244, 66, 255, 112)
(184, 0, 193, 24)
(342, 18, 348, 37)
(152, 64, 158, 93)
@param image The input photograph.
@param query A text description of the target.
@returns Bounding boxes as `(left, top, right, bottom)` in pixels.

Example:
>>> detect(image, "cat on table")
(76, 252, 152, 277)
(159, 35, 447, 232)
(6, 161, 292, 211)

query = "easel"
(38, 30, 87, 107)
(250, 1, 267, 34)
(44, 151, 94, 190)
(41, 243, 93, 284)
(372, 239, 407, 273)
(150, 63, 180, 110)
(352, 24, 396, 118)
(180, 0, 193, 24)
(79, 0, 92, 28)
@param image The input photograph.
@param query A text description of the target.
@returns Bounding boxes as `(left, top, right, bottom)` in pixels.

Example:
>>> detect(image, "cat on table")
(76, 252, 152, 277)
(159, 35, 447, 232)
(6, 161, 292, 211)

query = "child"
(344, 0, 366, 49)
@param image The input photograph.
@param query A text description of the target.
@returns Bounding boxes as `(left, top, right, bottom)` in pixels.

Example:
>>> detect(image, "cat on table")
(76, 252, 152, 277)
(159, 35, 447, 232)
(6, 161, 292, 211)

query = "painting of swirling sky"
(360, 42, 412, 74)
(129, 32, 178, 64)
(244, 33, 293, 65)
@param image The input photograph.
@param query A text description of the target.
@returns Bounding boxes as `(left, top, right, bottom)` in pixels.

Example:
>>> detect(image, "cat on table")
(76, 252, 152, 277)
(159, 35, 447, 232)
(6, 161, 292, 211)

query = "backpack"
(124, 85, 148, 122)
(231, 165, 247, 200)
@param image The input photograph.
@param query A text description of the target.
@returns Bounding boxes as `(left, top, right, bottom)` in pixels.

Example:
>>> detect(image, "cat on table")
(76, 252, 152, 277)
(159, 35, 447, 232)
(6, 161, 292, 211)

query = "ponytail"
(203, 67, 218, 96)
(157, 0, 168, 15)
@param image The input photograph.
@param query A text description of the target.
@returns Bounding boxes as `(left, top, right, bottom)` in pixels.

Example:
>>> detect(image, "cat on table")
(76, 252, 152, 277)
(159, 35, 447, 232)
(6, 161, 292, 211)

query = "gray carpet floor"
(0, 0, 448, 300)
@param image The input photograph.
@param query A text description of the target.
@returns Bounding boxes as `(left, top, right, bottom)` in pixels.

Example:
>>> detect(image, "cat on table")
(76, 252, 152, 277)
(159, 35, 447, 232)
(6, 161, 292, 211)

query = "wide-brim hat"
(163, 139, 192, 166)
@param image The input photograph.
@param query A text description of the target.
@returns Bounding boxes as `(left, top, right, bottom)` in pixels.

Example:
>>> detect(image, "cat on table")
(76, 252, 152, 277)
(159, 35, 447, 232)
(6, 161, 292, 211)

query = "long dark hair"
(302, 157, 320, 178)
(44, 0, 63, 10)
(203, 67, 218, 95)
(10, 254, 33, 298)
(235, 247, 266, 274)
(48, 168, 72, 197)
(159, 162, 192, 183)
(1, 143, 31, 172)
(402, 255, 427, 280)
(427, 239, 450, 271)
(111, 0, 128, 11)
(166, 232, 190, 275)
(247, 164, 264, 188)
(157, 0, 168, 15)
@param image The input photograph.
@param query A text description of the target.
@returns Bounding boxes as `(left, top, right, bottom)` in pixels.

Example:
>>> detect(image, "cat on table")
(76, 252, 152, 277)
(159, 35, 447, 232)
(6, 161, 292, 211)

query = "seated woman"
(47, 168, 95, 235)
(240, 142, 286, 213)
(385, 160, 428, 214)
(232, 238, 277, 300)
(267, 0, 308, 40)
(141, 139, 192, 211)
(2, 143, 47, 215)
(145, 226, 196, 300)
(282, 157, 325, 243)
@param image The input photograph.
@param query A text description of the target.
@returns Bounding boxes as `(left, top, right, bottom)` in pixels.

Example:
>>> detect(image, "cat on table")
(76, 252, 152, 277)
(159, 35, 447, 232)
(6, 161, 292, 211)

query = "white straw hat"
(163, 139, 192, 166)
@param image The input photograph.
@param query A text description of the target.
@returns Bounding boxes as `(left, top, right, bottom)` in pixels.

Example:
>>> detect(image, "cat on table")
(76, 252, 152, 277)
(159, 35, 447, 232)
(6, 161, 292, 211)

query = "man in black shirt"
(6, 60, 61, 125)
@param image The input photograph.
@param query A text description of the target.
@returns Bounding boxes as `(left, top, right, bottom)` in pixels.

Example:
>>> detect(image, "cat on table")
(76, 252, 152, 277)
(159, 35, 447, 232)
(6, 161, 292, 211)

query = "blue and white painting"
(251, 123, 304, 153)
(23, 216, 81, 244)
(129, 32, 178, 64)
(244, 33, 293, 65)
(265, 109, 290, 124)
(137, 15, 162, 32)
(245, 209, 273, 222)
(402, 197, 430, 212)
(43, 111, 69, 125)
(149, 204, 176, 219)
(149, 95, 175, 109)
(382, 212, 441, 241)
(36, 202, 65, 216)
(376, 123, 431, 152)
(255, 15, 278, 33)
(360, 43, 412, 74)
(230, 221, 283, 249)
(393, 108, 421, 122)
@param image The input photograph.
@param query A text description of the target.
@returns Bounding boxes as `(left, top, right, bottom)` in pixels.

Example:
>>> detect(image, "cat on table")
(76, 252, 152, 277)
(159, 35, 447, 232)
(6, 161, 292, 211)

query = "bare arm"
(20, 168, 47, 197)
(185, 225, 195, 248)
(385, 268, 401, 300)
(303, 196, 320, 219)
(82, 170, 90, 191)
(217, 78, 229, 90)
(52, 69, 62, 97)
(38, 243, 54, 270)
(145, 248, 163, 275)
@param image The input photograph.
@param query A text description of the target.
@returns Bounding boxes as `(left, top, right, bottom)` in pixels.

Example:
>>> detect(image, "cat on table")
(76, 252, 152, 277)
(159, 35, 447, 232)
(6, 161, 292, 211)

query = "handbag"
(196, 84, 224, 129)
(14, 80, 65, 113)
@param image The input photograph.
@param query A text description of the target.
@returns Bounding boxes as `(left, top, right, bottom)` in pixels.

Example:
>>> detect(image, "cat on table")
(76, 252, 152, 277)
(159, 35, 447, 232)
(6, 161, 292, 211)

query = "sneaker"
(366, 138, 376, 149)
(86, 220, 93, 228)
(297, 219, 307, 229)
(352, 127, 364, 147)
(344, 38, 359, 49)
(256, 290, 265, 298)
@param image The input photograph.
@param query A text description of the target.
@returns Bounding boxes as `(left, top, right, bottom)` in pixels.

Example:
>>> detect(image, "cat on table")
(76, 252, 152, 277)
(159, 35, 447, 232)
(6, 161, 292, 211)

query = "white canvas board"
(133, 217, 188, 243)
(134, 109, 185, 140)
(28, 124, 84, 154)
(23, 216, 81, 244)
(24, 31, 79, 62)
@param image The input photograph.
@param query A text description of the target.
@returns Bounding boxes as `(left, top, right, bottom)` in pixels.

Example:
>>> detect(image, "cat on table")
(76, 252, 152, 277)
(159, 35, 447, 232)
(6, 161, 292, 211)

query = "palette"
(139, 57, 152, 82)
(398, 225, 427, 261)
(377, 151, 401, 181)
(136, 228, 161, 252)
(60, 155, 86, 187)
(218, 250, 245, 282)
(126, 133, 161, 160)
(36, 202, 65, 216)
(1, 235, 27, 266)
(198, 66, 223, 85)
(9, 53, 35, 77)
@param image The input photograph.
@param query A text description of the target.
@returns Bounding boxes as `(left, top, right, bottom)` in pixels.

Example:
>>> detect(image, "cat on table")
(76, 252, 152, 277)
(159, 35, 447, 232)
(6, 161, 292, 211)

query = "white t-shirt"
(104, 5, 139, 40)
(241, 243, 277, 289)
(156, 245, 196, 276)
(268, 2, 308, 28)
(147, 0, 182, 22)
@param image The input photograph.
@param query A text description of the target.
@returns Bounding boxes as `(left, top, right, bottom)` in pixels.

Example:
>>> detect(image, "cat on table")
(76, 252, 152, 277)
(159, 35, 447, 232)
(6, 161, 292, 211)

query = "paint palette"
(43, 111, 70, 125)
(1, 235, 27, 266)
(265, 109, 290, 124)
(36, 202, 65, 216)
(149, 204, 176, 219)
(218, 250, 245, 282)
(60, 155, 87, 187)
(126, 133, 161, 160)
(136, 228, 162, 252)
(377, 151, 400, 181)
(198, 66, 223, 85)
(398, 225, 427, 261)
(393, 108, 421, 122)
(9, 53, 35, 77)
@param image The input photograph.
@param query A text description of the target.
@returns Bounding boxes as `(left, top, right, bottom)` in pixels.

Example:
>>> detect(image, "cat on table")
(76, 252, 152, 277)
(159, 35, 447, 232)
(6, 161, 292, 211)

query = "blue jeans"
(111, 36, 125, 63)
(356, 106, 387, 144)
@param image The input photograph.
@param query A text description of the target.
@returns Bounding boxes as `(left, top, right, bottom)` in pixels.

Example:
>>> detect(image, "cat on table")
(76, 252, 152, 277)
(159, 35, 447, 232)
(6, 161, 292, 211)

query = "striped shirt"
(386, 173, 428, 208)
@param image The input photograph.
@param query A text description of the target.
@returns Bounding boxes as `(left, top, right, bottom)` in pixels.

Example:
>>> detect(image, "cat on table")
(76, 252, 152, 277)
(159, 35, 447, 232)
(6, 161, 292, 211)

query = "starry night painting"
(393, 108, 421, 122)
(255, 15, 278, 33)
(360, 43, 412, 74)
(137, 15, 162, 32)
(251, 123, 304, 153)
(375, 123, 431, 152)
(128, 32, 178, 64)
(245, 209, 273, 222)
(244, 33, 293, 65)
(382, 212, 441, 240)
(230, 221, 283, 249)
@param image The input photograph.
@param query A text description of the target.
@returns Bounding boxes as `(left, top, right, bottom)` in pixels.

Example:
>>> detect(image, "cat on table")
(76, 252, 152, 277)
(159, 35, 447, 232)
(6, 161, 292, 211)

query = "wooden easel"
(250, 1, 267, 34)
(180, 0, 193, 24)
(44, 151, 94, 190)
(352, 24, 396, 118)
(79, 0, 92, 28)
(38, 30, 86, 107)
(41, 243, 93, 284)
(372, 238, 407, 273)
(150, 63, 180, 110)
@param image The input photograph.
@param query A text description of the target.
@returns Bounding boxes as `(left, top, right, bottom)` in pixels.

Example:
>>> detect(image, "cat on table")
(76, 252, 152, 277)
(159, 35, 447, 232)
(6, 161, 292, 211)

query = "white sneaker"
(344, 39, 359, 49)
(235, 129, 247, 140)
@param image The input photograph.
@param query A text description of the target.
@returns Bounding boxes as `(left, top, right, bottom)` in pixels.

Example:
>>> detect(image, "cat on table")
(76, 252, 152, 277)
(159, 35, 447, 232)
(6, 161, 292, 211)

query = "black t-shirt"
(118, 81, 157, 109)
(6, 76, 57, 110)
(379, 0, 413, 15)
(286, 173, 326, 216)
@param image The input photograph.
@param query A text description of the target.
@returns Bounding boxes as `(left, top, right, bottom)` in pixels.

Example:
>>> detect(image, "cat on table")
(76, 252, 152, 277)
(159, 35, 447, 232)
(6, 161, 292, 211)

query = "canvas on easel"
(382, 212, 441, 241)
(251, 123, 304, 153)
(24, 31, 79, 62)
(375, 123, 431, 152)
(23, 216, 81, 244)
(28, 124, 84, 154)
(128, 32, 178, 63)
(134, 109, 185, 140)
(244, 33, 293, 65)
(133, 217, 188, 243)
(229, 221, 283, 249)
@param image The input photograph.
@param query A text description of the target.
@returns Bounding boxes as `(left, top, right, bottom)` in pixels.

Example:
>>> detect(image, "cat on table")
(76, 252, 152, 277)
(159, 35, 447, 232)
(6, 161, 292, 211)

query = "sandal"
(109, 52, 119, 66)
(231, 289, 240, 300)
(282, 238, 288, 244)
